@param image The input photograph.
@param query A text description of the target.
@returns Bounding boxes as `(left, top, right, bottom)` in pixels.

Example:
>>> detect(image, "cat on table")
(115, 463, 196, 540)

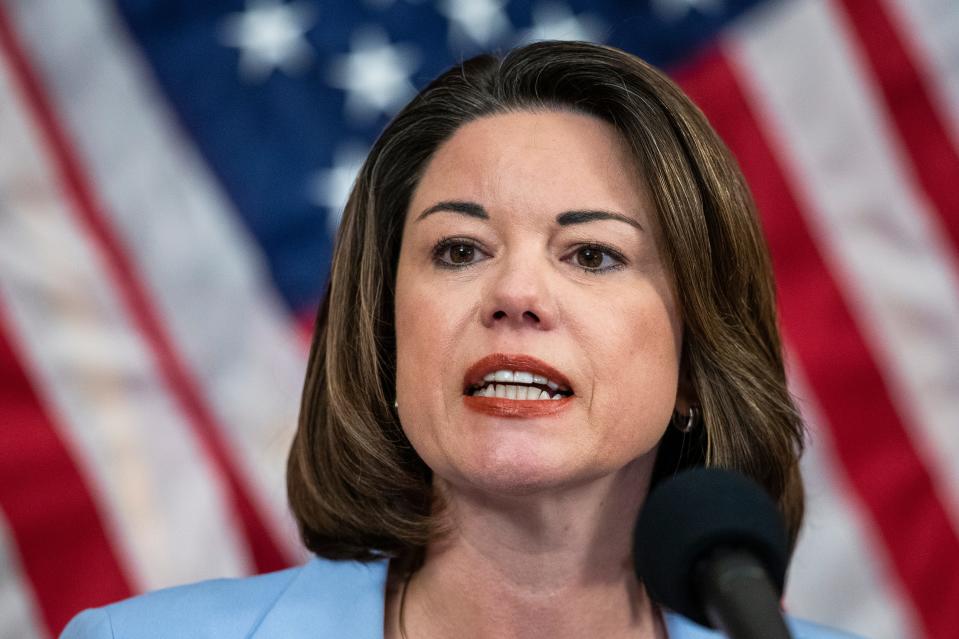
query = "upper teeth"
(470, 369, 571, 400)
(484, 369, 564, 390)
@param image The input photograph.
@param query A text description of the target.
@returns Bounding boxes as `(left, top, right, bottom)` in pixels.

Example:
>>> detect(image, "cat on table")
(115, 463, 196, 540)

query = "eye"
(432, 238, 488, 269)
(568, 244, 627, 273)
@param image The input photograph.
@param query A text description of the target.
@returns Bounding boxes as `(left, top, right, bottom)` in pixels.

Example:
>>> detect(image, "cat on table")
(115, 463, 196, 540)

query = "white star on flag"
(520, 2, 607, 44)
(437, 0, 512, 50)
(218, 0, 317, 82)
(651, 0, 724, 22)
(326, 26, 421, 123)
(309, 141, 369, 232)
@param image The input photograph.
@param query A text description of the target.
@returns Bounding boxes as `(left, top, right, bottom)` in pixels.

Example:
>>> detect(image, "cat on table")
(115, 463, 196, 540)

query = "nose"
(480, 252, 557, 331)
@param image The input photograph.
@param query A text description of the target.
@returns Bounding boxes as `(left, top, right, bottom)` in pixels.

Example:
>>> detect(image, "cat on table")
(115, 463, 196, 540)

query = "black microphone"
(633, 468, 793, 639)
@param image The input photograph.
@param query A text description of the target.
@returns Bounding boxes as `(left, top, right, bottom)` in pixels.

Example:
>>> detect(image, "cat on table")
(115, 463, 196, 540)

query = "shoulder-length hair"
(287, 40, 805, 563)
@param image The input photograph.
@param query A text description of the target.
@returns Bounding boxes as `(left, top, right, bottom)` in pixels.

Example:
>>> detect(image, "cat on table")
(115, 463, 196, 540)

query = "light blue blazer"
(61, 557, 861, 638)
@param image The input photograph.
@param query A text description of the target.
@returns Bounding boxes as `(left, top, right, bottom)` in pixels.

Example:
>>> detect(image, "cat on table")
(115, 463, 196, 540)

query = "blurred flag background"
(1, 0, 957, 637)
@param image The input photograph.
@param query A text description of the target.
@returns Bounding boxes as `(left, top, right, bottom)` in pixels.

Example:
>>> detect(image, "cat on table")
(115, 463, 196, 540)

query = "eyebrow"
(415, 200, 643, 231)
(555, 210, 644, 232)
(416, 200, 489, 221)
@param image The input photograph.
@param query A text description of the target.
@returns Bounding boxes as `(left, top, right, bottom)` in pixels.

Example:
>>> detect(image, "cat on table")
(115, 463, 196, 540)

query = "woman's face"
(394, 110, 684, 496)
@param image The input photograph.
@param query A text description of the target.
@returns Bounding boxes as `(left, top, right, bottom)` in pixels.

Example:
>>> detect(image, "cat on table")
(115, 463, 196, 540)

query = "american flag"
(0, 0, 956, 637)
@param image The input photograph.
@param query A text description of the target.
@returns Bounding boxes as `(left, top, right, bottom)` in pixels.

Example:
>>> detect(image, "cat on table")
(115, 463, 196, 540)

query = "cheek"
(393, 267, 470, 449)
(583, 290, 682, 451)
(396, 277, 470, 363)
(395, 274, 442, 396)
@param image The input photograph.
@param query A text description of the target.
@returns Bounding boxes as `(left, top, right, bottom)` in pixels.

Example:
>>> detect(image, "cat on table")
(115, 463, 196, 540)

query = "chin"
(446, 444, 605, 498)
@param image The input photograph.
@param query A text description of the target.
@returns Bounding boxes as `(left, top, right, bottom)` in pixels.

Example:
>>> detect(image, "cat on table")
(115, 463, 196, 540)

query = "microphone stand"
(695, 548, 794, 639)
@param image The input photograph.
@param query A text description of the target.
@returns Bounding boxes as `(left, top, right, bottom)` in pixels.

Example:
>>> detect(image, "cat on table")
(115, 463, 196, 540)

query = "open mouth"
(465, 370, 573, 400)
(462, 354, 575, 401)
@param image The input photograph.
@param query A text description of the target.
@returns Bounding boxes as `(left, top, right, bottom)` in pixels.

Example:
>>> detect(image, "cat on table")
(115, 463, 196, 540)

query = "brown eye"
(449, 244, 475, 264)
(568, 244, 626, 274)
(575, 246, 605, 269)
(432, 239, 485, 269)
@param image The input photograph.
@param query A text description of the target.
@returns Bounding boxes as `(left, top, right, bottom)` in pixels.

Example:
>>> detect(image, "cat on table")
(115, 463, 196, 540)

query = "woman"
(63, 41, 858, 638)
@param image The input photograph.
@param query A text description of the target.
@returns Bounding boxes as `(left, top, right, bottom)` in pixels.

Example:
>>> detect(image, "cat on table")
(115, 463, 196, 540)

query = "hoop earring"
(673, 406, 698, 433)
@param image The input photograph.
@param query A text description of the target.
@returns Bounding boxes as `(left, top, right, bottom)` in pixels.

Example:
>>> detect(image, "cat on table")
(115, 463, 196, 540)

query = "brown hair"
(287, 40, 805, 564)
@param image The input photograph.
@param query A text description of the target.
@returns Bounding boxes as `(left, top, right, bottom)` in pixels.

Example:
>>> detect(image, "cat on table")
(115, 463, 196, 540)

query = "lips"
(462, 353, 574, 393)
(462, 353, 575, 418)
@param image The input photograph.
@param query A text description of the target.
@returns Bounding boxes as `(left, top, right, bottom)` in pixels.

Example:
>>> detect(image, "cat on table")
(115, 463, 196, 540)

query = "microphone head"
(633, 467, 789, 626)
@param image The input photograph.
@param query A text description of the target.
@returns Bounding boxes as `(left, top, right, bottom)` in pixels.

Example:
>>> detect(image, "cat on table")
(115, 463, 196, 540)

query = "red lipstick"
(462, 353, 574, 418)
(463, 395, 574, 418)
(462, 353, 573, 390)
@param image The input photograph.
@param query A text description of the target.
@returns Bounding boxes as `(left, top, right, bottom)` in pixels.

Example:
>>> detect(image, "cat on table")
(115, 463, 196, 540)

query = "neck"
(388, 460, 666, 639)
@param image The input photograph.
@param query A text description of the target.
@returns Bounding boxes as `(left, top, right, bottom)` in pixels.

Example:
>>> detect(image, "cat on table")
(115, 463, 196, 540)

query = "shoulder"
(61, 564, 301, 639)
(664, 611, 867, 639)
(60, 557, 390, 639)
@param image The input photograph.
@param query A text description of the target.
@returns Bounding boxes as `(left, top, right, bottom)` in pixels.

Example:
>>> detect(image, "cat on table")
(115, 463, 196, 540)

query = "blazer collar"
(249, 556, 706, 638)
(251, 557, 390, 638)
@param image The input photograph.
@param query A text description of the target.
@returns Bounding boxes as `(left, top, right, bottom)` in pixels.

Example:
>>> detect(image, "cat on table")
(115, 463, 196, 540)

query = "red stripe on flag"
(296, 307, 318, 348)
(0, 307, 134, 635)
(835, 0, 959, 246)
(674, 48, 959, 639)
(0, 9, 289, 574)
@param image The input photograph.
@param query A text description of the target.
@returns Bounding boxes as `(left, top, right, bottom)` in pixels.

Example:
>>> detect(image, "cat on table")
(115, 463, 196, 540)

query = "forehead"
(410, 110, 652, 223)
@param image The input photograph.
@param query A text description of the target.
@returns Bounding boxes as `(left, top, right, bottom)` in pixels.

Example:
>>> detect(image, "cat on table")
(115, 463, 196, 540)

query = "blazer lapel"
(251, 557, 390, 638)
